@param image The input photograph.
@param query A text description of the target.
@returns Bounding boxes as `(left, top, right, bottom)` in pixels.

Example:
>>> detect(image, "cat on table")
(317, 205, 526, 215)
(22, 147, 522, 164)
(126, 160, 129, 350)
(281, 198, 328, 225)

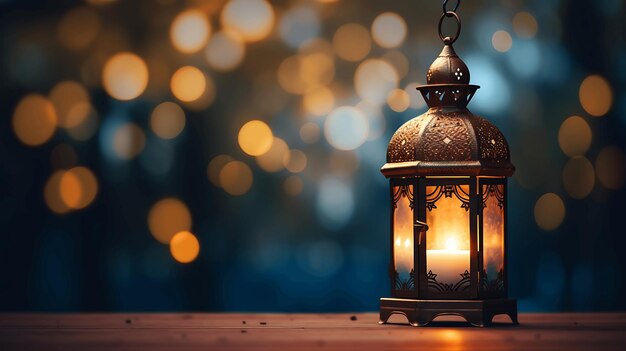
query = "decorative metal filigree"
(474, 116, 509, 162)
(481, 269, 504, 292)
(427, 270, 471, 292)
(392, 184, 414, 209)
(482, 184, 504, 208)
(425, 185, 470, 211)
(395, 269, 415, 292)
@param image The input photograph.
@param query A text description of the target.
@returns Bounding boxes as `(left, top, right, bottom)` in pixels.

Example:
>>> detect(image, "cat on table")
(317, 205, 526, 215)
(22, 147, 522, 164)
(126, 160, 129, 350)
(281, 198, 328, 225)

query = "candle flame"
(445, 237, 459, 251)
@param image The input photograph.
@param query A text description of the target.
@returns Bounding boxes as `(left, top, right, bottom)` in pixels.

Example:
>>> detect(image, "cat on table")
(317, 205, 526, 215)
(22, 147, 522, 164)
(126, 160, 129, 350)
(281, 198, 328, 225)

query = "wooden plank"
(0, 313, 624, 351)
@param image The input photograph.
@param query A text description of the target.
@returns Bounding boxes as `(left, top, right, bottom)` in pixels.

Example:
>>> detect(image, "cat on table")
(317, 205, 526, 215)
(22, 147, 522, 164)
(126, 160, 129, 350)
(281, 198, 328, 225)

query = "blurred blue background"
(0, 0, 625, 312)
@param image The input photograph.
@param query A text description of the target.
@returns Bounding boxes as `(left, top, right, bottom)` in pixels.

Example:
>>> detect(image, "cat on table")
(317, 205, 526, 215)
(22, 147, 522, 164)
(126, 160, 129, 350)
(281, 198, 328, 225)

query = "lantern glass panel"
(482, 184, 505, 292)
(393, 185, 414, 291)
(425, 184, 471, 288)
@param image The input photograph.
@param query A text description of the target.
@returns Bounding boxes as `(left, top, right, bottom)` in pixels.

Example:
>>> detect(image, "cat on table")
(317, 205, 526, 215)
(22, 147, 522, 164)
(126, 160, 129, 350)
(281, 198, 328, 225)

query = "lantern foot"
(379, 298, 518, 327)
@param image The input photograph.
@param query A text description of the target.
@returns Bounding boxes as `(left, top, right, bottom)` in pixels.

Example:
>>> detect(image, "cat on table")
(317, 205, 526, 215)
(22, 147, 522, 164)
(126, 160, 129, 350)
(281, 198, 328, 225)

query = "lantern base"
(379, 298, 518, 327)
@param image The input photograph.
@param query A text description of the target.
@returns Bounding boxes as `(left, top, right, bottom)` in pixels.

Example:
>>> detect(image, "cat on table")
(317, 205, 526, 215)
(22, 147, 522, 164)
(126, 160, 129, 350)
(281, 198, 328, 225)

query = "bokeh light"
(371, 12, 407, 48)
(283, 149, 307, 173)
(148, 198, 192, 244)
(112, 123, 146, 160)
(354, 59, 399, 105)
(256, 137, 289, 172)
(44, 170, 71, 214)
(558, 116, 592, 157)
(512, 12, 538, 38)
(170, 66, 206, 103)
(387, 88, 410, 112)
(170, 9, 211, 54)
(303, 86, 335, 116)
(238, 120, 274, 156)
(221, 0, 275, 43)
(66, 104, 99, 141)
(579, 75, 613, 117)
(324, 106, 369, 151)
(170, 231, 200, 263)
(205, 30, 245, 72)
(59, 167, 99, 210)
(150, 102, 186, 140)
(316, 177, 354, 230)
(220, 160, 253, 195)
(279, 5, 320, 49)
(300, 122, 321, 144)
(207, 154, 235, 187)
(277, 53, 335, 95)
(492, 30, 513, 52)
(102, 52, 149, 101)
(57, 6, 101, 51)
(49, 81, 90, 128)
(534, 193, 566, 231)
(595, 146, 626, 189)
(383, 50, 409, 79)
(563, 156, 595, 199)
(333, 23, 371, 62)
(12, 94, 57, 147)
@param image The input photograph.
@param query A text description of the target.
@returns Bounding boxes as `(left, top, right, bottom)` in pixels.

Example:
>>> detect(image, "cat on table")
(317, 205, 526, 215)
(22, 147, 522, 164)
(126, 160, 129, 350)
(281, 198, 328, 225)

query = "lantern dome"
(382, 44, 515, 177)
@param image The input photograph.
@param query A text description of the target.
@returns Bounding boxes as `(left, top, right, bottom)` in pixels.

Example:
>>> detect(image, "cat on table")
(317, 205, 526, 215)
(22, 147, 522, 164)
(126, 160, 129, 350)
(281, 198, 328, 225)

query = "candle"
(394, 237, 413, 273)
(426, 248, 470, 284)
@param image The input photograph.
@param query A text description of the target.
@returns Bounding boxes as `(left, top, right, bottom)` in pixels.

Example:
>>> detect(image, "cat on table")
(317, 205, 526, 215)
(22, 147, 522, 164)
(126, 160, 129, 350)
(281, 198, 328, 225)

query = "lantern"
(379, 1, 518, 327)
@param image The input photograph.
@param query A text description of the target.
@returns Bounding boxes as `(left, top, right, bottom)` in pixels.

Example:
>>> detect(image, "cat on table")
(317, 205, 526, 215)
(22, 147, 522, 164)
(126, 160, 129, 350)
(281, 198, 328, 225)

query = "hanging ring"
(438, 11, 461, 45)
(442, 0, 460, 14)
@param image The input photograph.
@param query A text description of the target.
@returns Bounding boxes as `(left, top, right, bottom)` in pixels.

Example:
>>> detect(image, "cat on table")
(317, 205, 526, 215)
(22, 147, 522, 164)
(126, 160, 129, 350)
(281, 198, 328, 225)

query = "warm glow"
(59, 166, 98, 210)
(333, 23, 371, 62)
(44, 170, 71, 214)
(534, 193, 565, 231)
(425, 185, 470, 284)
(219, 160, 254, 195)
(492, 30, 512, 52)
(303, 86, 335, 116)
(150, 101, 186, 140)
(221, 0, 275, 43)
(148, 198, 192, 244)
(579, 75, 613, 117)
(12, 94, 58, 146)
(482, 184, 504, 282)
(277, 53, 335, 95)
(170, 66, 206, 102)
(170, 231, 200, 263)
(238, 120, 274, 156)
(283, 149, 307, 173)
(355, 59, 399, 105)
(207, 154, 235, 186)
(102, 52, 149, 101)
(256, 137, 289, 172)
(512, 12, 538, 38)
(371, 12, 407, 48)
(563, 156, 595, 199)
(49, 81, 90, 128)
(67, 104, 99, 141)
(382, 50, 409, 79)
(393, 185, 413, 277)
(387, 88, 410, 112)
(57, 6, 101, 50)
(558, 116, 592, 157)
(595, 146, 626, 190)
(170, 9, 211, 54)
(205, 30, 245, 71)
(112, 123, 145, 159)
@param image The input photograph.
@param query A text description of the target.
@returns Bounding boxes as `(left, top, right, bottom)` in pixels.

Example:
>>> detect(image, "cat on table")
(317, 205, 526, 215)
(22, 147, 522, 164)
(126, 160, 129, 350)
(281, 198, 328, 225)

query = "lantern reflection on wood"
(379, 2, 517, 328)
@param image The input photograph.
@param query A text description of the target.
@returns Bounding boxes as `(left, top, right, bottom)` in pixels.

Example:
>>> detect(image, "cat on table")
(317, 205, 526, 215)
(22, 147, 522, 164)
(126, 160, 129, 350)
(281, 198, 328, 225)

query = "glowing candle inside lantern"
(394, 236, 413, 273)
(426, 237, 470, 283)
(393, 186, 414, 277)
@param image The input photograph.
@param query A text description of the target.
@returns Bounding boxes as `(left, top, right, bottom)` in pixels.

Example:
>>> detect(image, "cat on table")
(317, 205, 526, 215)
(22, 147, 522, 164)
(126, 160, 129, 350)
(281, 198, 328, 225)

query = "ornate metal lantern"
(379, 1, 518, 327)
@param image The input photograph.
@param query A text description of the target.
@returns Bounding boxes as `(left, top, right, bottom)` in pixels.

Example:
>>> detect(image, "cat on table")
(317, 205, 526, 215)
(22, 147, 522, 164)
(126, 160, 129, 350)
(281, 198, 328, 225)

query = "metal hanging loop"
(442, 0, 460, 14)
(438, 11, 461, 44)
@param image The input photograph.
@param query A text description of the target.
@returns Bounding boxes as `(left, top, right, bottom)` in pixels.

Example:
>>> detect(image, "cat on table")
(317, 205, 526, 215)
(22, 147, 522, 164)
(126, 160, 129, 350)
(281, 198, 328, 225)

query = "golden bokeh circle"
(150, 101, 186, 140)
(207, 155, 235, 187)
(371, 12, 407, 48)
(256, 137, 289, 172)
(102, 52, 149, 101)
(492, 30, 512, 53)
(170, 231, 200, 263)
(170, 9, 211, 54)
(562, 156, 595, 199)
(219, 161, 254, 196)
(221, 0, 275, 43)
(579, 75, 613, 117)
(558, 116, 592, 157)
(112, 123, 146, 160)
(303, 86, 335, 116)
(148, 198, 192, 244)
(44, 170, 71, 214)
(49, 80, 90, 128)
(238, 120, 274, 156)
(333, 23, 371, 62)
(595, 146, 626, 190)
(512, 12, 538, 38)
(387, 88, 410, 112)
(12, 94, 58, 146)
(534, 193, 566, 231)
(170, 66, 206, 103)
(59, 166, 99, 210)
(283, 149, 307, 173)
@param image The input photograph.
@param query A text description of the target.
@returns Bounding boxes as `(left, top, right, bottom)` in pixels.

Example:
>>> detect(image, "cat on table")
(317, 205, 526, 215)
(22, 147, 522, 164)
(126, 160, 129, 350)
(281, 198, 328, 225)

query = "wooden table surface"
(1, 313, 625, 350)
